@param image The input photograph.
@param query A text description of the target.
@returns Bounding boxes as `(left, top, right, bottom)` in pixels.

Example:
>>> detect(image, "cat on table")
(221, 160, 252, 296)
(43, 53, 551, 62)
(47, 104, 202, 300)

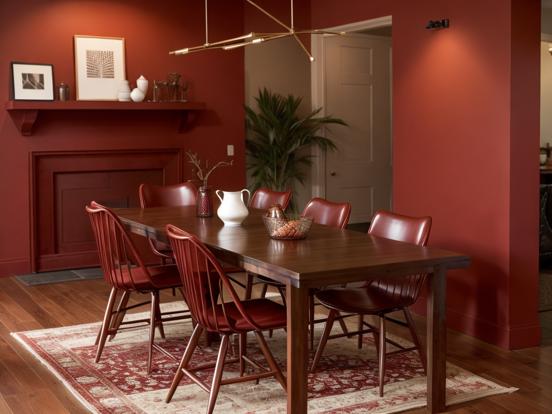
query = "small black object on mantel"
(426, 19, 450, 30)
(58, 82, 70, 101)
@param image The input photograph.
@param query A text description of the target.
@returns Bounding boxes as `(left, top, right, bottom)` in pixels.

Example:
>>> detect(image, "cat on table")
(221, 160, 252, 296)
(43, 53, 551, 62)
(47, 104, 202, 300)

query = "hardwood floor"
(0, 275, 551, 413)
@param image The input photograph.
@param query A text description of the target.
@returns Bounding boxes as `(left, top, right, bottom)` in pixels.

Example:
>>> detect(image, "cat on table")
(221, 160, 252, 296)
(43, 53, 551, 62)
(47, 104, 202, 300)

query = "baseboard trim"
(412, 299, 541, 349)
(0, 258, 30, 277)
(446, 308, 540, 349)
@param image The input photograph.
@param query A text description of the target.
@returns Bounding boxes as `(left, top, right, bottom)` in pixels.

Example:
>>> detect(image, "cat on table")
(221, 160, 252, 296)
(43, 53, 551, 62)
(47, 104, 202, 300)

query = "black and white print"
(86, 50, 115, 78)
(21, 73, 45, 90)
(11, 62, 54, 100)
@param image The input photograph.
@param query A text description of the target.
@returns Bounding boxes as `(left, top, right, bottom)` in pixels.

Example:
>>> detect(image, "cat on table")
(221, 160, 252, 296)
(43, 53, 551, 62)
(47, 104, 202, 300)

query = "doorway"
(311, 17, 393, 226)
(540, 24, 552, 345)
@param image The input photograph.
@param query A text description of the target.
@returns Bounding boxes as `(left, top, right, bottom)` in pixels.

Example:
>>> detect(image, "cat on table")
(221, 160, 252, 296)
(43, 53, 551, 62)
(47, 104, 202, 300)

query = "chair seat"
(315, 284, 408, 315)
(207, 298, 287, 333)
(113, 264, 182, 291)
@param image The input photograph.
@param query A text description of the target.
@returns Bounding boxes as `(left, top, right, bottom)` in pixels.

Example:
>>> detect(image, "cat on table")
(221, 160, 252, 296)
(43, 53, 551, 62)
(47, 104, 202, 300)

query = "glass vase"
(197, 186, 213, 217)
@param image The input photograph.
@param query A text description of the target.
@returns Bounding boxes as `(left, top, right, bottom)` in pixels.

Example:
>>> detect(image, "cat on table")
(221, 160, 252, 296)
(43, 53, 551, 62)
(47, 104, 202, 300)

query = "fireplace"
(31, 149, 182, 272)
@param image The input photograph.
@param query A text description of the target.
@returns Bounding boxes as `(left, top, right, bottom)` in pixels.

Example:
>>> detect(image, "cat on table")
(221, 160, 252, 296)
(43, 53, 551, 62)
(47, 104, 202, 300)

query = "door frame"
(310, 15, 393, 199)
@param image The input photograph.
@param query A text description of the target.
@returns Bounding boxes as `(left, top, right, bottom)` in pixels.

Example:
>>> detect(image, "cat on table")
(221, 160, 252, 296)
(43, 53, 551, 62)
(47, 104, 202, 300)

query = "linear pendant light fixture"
(169, 0, 345, 62)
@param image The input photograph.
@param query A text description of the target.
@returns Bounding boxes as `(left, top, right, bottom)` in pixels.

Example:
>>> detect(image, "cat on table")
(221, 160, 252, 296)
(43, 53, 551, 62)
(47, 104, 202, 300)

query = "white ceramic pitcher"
(215, 189, 250, 226)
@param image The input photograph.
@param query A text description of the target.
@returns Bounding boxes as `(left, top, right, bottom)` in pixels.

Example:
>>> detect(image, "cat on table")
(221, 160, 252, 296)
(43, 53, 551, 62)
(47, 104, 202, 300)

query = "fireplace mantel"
(5, 100, 205, 135)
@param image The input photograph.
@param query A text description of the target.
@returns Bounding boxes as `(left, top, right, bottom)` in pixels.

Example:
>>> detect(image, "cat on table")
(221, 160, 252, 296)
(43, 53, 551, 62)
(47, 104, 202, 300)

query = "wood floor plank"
(0, 394, 12, 414)
(0, 275, 551, 413)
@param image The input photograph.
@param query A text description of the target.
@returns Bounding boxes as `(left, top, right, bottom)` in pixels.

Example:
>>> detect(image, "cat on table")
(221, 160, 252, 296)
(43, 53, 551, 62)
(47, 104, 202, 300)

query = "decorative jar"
(197, 186, 213, 217)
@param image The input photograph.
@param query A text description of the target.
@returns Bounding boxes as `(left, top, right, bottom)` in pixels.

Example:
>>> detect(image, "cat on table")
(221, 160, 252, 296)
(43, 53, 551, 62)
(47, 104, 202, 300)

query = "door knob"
(330, 171, 337, 176)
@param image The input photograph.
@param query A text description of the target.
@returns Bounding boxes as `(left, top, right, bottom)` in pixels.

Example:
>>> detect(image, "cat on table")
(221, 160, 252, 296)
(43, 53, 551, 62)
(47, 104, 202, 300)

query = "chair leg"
(267, 286, 281, 339)
(336, 311, 350, 337)
(166, 324, 203, 403)
(108, 290, 130, 342)
(260, 283, 268, 299)
(206, 335, 229, 414)
(378, 316, 386, 397)
(147, 292, 158, 374)
(245, 272, 253, 300)
(404, 308, 427, 374)
(357, 314, 364, 349)
(372, 327, 380, 357)
(277, 286, 287, 306)
(154, 291, 166, 339)
(309, 293, 315, 350)
(239, 333, 247, 376)
(95, 287, 118, 362)
(254, 331, 286, 391)
(311, 309, 337, 372)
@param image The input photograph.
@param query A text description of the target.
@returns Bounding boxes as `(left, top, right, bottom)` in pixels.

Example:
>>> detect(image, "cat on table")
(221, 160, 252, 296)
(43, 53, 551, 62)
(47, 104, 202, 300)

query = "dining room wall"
(0, 0, 246, 276)
(243, 0, 313, 211)
(311, 0, 541, 349)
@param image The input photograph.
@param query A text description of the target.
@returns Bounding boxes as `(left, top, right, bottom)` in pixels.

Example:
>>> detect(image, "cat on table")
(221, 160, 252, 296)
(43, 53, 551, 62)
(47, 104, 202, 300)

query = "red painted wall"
(311, 0, 540, 349)
(0, 0, 246, 276)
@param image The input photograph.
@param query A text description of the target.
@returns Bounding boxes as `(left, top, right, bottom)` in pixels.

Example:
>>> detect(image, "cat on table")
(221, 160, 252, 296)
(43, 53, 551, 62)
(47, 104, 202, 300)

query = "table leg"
(286, 284, 309, 413)
(426, 266, 447, 413)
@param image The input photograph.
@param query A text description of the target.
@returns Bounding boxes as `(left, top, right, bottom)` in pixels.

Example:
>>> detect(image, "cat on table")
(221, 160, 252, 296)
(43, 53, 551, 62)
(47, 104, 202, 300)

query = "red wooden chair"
(236, 187, 292, 300)
(302, 197, 352, 346)
(138, 182, 198, 263)
(253, 197, 352, 344)
(310, 210, 432, 397)
(165, 224, 287, 413)
(86, 201, 189, 373)
(248, 187, 292, 211)
(302, 197, 351, 230)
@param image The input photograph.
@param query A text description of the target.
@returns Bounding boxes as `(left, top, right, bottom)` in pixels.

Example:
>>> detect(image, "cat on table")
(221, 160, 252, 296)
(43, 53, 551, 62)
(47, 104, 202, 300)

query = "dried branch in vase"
(186, 151, 233, 188)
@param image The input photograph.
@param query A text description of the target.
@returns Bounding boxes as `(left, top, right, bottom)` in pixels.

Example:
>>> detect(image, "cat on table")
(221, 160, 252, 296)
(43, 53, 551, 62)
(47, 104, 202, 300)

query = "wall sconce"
(426, 19, 450, 30)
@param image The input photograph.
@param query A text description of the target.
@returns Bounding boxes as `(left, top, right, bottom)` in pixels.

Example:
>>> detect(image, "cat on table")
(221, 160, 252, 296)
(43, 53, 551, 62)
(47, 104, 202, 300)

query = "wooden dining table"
(114, 205, 470, 413)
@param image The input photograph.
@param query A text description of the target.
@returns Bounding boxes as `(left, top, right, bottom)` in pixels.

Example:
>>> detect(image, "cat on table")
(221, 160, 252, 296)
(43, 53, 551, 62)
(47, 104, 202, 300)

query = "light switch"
(227, 145, 234, 156)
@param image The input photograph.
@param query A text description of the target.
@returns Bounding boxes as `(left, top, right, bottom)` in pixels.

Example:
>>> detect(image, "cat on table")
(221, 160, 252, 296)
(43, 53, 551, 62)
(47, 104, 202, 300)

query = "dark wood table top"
(115, 206, 470, 288)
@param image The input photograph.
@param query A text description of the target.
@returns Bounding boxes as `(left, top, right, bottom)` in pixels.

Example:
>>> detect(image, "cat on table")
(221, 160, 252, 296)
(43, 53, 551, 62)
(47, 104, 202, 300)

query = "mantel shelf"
(4, 100, 206, 135)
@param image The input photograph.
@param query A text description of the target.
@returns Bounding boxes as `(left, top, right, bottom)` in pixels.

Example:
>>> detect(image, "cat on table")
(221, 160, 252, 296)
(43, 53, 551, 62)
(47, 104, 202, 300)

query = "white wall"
(543, 7, 552, 36)
(542, 7, 552, 146)
(244, 37, 312, 211)
(542, 42, 552, 146)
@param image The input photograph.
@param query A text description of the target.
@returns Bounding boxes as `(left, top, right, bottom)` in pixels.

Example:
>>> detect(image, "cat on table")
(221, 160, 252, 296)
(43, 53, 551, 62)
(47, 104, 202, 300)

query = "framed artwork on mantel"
(10, 62, 54, 101)
(74, 35, 126, 101)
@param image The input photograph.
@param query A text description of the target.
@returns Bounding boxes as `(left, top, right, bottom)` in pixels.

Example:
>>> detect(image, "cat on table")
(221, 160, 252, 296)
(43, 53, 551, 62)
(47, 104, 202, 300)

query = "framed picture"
(11, 62, 54, 101)
(74, 35, 126, 101)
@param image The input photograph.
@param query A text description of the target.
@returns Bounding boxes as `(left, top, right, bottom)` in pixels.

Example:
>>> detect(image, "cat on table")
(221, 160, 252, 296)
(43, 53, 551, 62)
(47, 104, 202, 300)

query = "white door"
(323, 34, 392, 223)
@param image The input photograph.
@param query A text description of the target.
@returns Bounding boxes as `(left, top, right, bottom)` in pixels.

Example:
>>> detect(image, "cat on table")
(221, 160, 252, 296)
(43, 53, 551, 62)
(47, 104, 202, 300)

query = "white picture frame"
(11, 62, 54, 101)
(74, 35, 126, 101)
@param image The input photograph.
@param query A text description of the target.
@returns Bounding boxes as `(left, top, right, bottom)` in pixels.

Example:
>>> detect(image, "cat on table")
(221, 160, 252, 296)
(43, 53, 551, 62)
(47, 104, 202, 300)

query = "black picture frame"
(10, 62, 55, 101)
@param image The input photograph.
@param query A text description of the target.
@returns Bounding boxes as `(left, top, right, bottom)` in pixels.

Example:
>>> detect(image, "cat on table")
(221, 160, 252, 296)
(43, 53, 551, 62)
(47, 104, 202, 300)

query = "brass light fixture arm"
(170, 0, 346, 60)
(204, 0, 209, 45)
(245, 0, 292, 32)
(292, 33, 314, 61)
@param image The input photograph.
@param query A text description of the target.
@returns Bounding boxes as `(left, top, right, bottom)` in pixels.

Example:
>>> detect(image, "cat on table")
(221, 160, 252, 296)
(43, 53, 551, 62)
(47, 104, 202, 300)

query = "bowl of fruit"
(263, 216, 313, 240)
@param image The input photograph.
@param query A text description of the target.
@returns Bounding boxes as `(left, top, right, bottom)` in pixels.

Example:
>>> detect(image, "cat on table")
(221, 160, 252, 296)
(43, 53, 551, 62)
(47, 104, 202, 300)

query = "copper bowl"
(262, 216, 313, 240)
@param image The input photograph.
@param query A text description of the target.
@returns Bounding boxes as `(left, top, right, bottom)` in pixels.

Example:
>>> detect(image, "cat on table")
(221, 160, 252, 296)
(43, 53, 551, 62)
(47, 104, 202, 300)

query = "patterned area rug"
(12, 302, 515, 414)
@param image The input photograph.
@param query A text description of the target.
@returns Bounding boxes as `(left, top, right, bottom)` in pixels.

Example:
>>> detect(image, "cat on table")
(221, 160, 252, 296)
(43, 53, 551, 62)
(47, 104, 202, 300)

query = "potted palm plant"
(245, 88, 346, 210)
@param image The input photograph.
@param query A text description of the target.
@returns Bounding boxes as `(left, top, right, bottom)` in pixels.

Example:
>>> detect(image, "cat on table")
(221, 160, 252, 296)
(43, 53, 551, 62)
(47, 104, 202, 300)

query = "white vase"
(130, 87, 145, 102)
(216, 189, 250, 226)
(118, 80, 131, 102)
(137, 75, 148, 94)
